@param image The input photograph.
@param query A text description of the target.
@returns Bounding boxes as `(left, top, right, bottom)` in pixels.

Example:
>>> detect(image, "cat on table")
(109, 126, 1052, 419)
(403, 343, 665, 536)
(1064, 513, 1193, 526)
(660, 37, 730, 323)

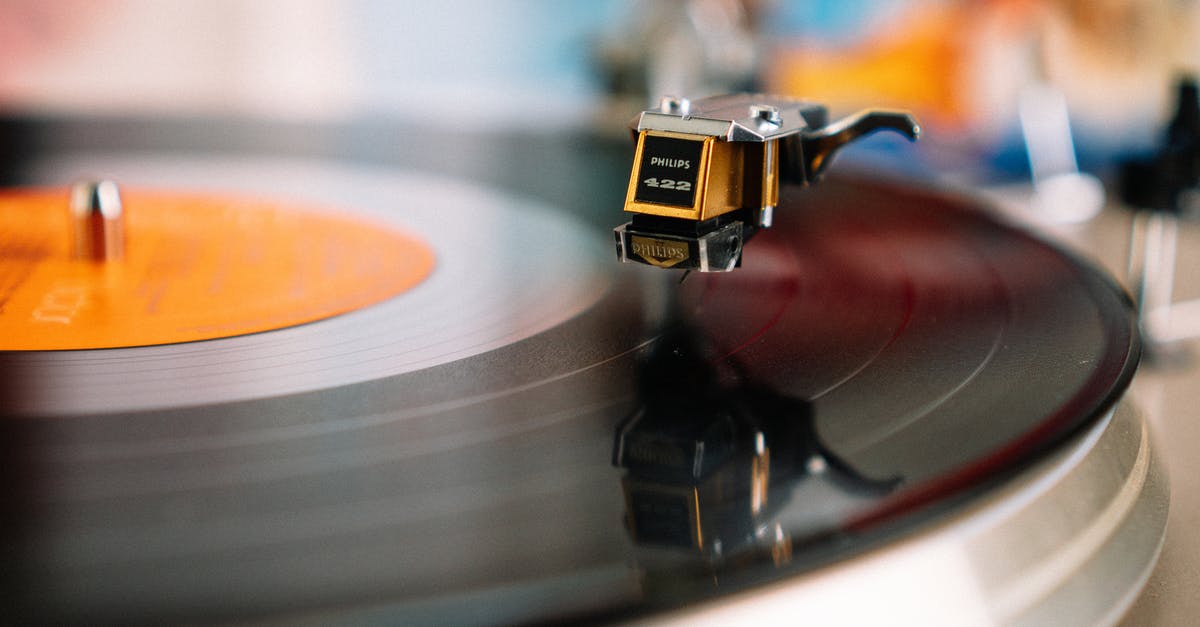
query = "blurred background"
(2, 0, 1198, 182)
(5, 2, 1200, 624)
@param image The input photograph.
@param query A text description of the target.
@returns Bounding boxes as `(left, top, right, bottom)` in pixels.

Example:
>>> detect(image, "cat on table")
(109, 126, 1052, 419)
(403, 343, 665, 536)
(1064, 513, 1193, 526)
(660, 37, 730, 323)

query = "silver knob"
(658, 95, 690, 115)
(749, 104, 781, 125)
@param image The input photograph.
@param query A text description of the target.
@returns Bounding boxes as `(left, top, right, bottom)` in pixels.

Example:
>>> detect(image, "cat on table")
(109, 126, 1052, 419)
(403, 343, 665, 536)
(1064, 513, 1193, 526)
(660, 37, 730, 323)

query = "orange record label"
(0, 188, 436, 350)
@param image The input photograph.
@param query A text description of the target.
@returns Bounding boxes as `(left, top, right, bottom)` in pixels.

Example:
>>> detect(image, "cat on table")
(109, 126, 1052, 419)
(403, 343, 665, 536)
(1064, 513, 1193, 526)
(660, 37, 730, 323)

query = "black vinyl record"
(2, 165, 1138, 624)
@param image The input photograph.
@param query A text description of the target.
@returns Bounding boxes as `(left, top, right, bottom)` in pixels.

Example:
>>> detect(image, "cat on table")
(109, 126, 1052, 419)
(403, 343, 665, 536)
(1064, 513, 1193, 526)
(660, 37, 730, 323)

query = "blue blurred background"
(1, 0, 1196, 181)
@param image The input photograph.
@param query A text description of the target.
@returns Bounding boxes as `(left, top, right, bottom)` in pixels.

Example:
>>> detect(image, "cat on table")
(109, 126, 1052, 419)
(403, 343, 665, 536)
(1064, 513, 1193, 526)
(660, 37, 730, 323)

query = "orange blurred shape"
(766, 5, 974, 129)
(0, 188, 435, 350)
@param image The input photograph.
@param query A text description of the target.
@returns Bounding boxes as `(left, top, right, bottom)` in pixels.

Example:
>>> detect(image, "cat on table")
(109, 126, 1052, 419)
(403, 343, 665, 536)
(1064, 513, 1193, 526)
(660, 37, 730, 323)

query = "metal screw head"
(659, 95, 690, 115)
(749, 104, 781, 125)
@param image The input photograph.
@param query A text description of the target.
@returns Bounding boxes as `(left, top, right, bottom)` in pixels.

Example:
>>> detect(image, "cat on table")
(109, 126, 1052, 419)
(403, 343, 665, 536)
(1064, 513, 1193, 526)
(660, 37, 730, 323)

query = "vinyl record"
(3, 157, 614, 414)
(2, 156, 1148, 624)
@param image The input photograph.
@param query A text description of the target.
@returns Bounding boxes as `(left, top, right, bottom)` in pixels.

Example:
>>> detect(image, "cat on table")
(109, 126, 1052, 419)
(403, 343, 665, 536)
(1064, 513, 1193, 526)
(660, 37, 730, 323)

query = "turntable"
(0, 100, 1167, 625)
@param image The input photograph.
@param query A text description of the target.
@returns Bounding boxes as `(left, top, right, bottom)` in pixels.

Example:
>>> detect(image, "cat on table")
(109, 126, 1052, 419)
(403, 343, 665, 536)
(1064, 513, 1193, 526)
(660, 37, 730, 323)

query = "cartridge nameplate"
(633, 135, 705, 207)
(629, 235, 690, 269)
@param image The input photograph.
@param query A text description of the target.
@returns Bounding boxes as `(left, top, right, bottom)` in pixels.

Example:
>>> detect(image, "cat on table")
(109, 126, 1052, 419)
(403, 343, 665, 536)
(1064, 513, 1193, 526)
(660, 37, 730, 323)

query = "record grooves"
(2, 160, 1146, 624)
